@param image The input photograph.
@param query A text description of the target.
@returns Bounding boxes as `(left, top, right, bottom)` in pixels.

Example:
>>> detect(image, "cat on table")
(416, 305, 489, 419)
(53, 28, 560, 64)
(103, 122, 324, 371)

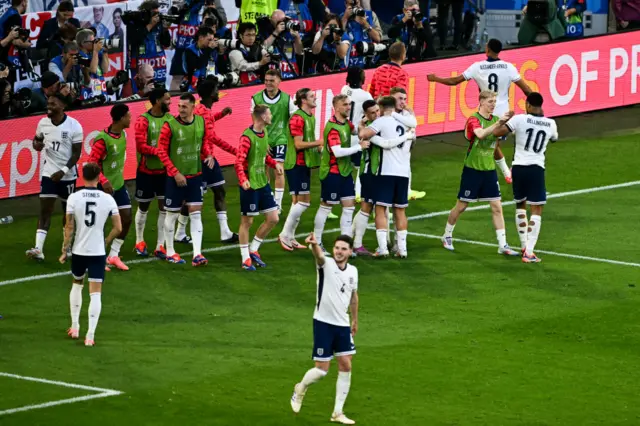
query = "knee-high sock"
(340, 207, 355, 236)
(515, 209, 528, 250)
(156, 211, 166, 250)
(353, 210, 369, 249)
(189, 211, 203, 257)
(134, 209, 148, 244)
(164, 212, 179, 256)
(525, 215, 542, 255)
(300, 367, 327, 391)
(376, 229, 388, 253)
(397, 230, 408, 254)
(313, 205, 332, 245)
(282, 202, 309, 239)
(333, 371, 352, 415)
(175, 213, 189, 240)
(249, 236, 263, 253)
(108, 239, 124, 258)
(217, 211, 233, 240)
(69, 283, 83, 330)
(86, 292, 102, 340)
(35, 229, 47, 251)
(274, 188, 284, 210)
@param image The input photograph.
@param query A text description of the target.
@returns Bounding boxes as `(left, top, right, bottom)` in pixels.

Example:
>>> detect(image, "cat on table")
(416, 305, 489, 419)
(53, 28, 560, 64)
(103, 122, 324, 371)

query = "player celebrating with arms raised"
(278, 88, 324, 251)
(428, 39, 532, 183)
(27, 95, 82, 262)
(493, 92, 558, 263)
(235, 105, 283, 271)
(250, 69, 297, 212)
(157, 93, 214, 267)
(88, 104, 133, 271)
(290, 233, 358, 425)
(60, 162, 122, 347)
(441, 91, 519, 255)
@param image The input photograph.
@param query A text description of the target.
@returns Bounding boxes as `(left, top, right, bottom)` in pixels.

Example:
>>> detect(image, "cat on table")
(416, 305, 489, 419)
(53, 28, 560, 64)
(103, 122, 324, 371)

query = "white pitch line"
(407, 231, 640, 268)
(0, 372, 123, 416)
(1, 179, 639, 287)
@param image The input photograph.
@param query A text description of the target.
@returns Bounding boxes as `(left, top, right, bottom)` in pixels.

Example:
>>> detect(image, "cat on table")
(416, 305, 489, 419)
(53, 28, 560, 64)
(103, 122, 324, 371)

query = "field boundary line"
(1, 179, 639, 287)
(0, 372, 123, 416)
(407, 232, 640, 268)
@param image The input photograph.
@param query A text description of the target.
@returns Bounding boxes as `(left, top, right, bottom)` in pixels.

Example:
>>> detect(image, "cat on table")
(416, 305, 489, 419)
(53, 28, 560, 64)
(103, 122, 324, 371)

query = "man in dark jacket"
(388, 0, 436, 61)
(36, 1, 81, 50)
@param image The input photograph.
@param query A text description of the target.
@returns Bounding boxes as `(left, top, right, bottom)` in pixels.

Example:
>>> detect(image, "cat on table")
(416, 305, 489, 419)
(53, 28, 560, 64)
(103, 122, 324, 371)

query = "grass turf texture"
(1, 111, 640, 425)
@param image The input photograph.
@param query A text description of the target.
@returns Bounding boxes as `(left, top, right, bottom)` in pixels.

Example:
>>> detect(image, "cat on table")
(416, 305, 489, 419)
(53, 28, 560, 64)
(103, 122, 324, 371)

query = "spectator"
(0, 77, 17, 117)
(76, 29, 109, 100)
(127, 1, 171, 84)
(236, 0, 278, 24)
(48, 41, 88, 86)
(183, 26, 220, 90)
(47, 22, 78, 62)
(341, 0, 383, 68)
(109, 8, 125, 51)
(613, 0, 640, 30)
(120, 63, 156, 98)
(169, 0, 207, 90)
(91, 7, 110, 39)
(261, 9, 304, 79)
(230, 22, 271, 85)
(562, 0, 586, 37)
(28, 71, 73, 114)
(368, 41, 407, 98)
(389, 0, 436, 61)
(312, 13, 350, 72)
(0, 0, 32, 70)
(436, 0, 464, 50)
(36, 0, 81, 50)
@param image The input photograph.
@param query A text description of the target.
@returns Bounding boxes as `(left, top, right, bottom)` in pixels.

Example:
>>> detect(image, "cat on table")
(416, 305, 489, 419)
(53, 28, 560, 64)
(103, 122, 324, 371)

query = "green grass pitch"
(1, 113, 640, 425)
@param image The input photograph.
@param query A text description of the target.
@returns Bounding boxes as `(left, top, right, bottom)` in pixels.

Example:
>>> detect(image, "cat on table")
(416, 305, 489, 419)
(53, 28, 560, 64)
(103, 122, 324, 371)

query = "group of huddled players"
(24, 38, 558, 424)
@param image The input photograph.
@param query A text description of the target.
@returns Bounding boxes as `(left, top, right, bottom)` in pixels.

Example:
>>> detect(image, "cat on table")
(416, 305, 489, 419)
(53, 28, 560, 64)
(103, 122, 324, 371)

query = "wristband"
(61, 166, 69, 175)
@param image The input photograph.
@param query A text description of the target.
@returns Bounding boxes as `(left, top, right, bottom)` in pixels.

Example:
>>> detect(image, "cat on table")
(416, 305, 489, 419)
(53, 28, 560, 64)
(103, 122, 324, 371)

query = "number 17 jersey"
(507, 114, 558, 169)
(66, 188, 119, 256)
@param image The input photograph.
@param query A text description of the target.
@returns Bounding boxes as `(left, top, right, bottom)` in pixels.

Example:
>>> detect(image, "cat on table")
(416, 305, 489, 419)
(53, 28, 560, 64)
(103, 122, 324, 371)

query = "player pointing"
(60, 162, 122, 347)
(493, 92, 558, 263)
(290, 233, 358, 425)
(428, 39, 532, 183)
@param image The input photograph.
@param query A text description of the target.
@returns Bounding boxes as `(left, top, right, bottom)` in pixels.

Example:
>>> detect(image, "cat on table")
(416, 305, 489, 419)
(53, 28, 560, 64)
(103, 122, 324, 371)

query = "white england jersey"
(367, 115, 412, 178)
(341, 85, 373, 146)
(463, 59, 521, 117)
(506, 114, 558, 169)
(313, 257, 358, 327)
(66, 188, 119, 256)
(36, 115, 83, 180)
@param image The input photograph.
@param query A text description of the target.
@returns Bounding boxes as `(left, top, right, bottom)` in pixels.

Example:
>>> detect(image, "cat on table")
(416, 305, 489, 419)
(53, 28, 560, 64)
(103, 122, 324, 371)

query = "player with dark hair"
(428, 38, 532, 184)
(157, 93, 214, 267)
(133, 87, 173, 260)
(88, 103, 133, 271)
(235, 104, 283, 270)
(290, 233, 359, 425)
(278, 88, 324, 251)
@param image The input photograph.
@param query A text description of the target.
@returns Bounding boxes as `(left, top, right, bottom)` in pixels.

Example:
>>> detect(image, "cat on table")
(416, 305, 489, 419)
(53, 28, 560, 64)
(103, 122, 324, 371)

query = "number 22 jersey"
(506, 114, 558, 169)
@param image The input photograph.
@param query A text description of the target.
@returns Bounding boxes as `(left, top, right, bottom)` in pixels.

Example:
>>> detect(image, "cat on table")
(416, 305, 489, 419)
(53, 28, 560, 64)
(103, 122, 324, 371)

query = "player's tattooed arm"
(60, 214, 75, 262)
(350, 291, 359, 336)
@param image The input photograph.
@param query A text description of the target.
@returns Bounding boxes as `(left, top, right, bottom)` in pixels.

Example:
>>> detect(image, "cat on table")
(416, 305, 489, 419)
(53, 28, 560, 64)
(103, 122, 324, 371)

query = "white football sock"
(134, 209, 148, 244)
(240, 244, 250, 263)
(313, 205, 332, 245)
(189, 211, 203, 257)
(397, 229, 408, 254)
(525, 215, 542, 255)
(156, 211, 166, 250)
(175, 213, 188, 240)
(301, 367, 327, 390)
(376, 229, 388, 253)
(354, 169, 361, 198)
(274, 188, 284, 210)
(217, 211, 233, 240)
(164, 212, 179, 256)
(515, 209, 528, 250)
(86, 292, 101, 341)
(386, 208, 392, 243)
(496, 158, 511, 179)
(282, 202, 309, 239)
(444, 222, 455, 238)
(340, 207, 355, 236)
(69, 283, 83, 330)
(496, 229, 507, 248)
(291, 202, 309, 236)
(108, 238, 124, 258)
(333, 371, 352, 415)
(35, 229, 47, 251)
(353, 210, 369, 249)
(250, 236, 263, 253)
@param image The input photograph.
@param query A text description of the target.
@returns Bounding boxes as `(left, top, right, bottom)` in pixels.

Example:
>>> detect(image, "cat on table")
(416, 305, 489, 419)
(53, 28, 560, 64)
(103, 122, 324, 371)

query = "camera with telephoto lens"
(351, 7, 366, 18)
(78, 94, 107, 108)
(122, 10, 150, 26)
(104, 38, 120, 49)
(212, 72, 239, 88)
(218, 39, 242, 50)
(74, 54, 92, 68)
(328, 24, 344, 38)
(354, 41, 387, 56)
(283, 17, 301, 32)
(11, 26, 30, 40)
(161, 7, 182, 25)
(265, 45, 282, 62)
(411, 10, 424, 20)
(106, 70, 129, 95)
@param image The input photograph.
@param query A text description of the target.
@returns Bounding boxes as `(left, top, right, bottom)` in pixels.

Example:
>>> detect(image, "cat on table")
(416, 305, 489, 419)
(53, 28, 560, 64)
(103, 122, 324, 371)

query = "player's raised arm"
(515, 79, 532, 96)
(305, 232, 326, 266)
(427, 73, 465, 86)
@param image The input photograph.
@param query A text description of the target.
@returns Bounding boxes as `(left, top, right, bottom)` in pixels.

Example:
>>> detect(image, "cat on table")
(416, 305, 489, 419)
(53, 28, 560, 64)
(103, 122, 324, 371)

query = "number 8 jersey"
(463, 59, 521, 117)
(506, 114, 559, 169)
(66, 188, 119, 256)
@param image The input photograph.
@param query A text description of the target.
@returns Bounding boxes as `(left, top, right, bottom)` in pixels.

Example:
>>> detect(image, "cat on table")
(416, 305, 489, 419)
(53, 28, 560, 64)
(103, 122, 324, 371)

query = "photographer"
(260, 9, 304, 79)
(0, 0, 31, 71)
(36, 1, 80, 50)
(183, 26, 220, 91)
(229, 22, 270, 85)
(120, 63, 155, 98)
(48, 41, 88, 87)
(75, 29, 109, 100)
(312, 13, 350, 72)
(389, 0, 436, 61)
(126, 1, 171, 85)
(28, 71, 74, 114)
(47, 23, 78, 64)
(169, 0, 207, 90)
(340, 0, 382, 68)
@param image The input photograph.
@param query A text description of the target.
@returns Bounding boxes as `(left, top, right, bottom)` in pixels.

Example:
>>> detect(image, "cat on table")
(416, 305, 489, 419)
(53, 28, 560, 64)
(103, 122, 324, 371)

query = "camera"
(351, 7, 366, 18)
(78, 94, 107, 108)
(328, 25, 344, 38)
(161, 10, 181, 26)
(411, 10, 424, 20)
(106, 70, 130, 95)
(61, 82, 80, 93)
(11, 26, 30, 40)
(212, 72, 239, 88)
(122, 10, 150, 26)
(14, 87, 32, 111)
(218, 39, 242, 50)
(74, 54, 92, 68)
(154, 81, 166, 91)
(265, 46, 282, 62)
(283, 17, 301, 32)
(354, 41, 386, 56)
